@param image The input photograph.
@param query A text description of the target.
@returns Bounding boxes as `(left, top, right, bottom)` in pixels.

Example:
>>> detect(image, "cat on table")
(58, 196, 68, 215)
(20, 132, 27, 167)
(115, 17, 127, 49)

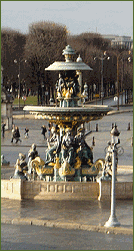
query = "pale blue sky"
(1, 1, 133, 37)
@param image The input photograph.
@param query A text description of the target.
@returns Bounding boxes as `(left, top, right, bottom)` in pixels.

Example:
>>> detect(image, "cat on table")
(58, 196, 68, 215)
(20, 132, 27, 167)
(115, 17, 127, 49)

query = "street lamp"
(14, 58, 27, 109)
(94, 51, 110, 105)
(112, 50, 132, 110)
(104, 123, 120, 228)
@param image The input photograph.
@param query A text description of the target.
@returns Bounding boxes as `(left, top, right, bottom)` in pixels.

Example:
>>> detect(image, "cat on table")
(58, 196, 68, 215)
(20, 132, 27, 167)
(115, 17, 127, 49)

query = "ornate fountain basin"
(23, 105, 112, 125)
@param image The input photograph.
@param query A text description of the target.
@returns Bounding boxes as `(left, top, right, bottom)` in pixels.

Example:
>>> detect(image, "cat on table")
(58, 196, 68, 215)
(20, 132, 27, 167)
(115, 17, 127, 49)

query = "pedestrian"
(24, 127, 29, 138)
(1, 122, 6, 138)
(41, 125, 47, 140)
(14, 126, 22, 143)
(11, 124, 15, 143)
(48, 123, 52, 138)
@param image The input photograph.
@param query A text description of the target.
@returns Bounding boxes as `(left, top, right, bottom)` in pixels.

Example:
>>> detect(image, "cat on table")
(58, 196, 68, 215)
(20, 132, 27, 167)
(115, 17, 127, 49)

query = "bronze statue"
(46, 126, 60, 164)
(75, 128, 93, 167)
(28, 144, 38, 174)
(61, 128, 74, 165)
(11, 153, 27, 180)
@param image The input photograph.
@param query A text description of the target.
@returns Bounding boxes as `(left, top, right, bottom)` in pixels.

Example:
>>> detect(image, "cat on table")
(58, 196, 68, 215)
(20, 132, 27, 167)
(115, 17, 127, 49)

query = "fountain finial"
(76, 55, 82, 63)
(62, 45, 75, 62)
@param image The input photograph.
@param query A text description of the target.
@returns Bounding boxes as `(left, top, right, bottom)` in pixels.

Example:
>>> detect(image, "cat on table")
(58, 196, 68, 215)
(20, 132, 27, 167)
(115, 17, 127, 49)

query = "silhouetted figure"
(48, 123, 52, 138)
(14, 126, 22, 143)
(1, 122, 6, 138)
(24, 127, 29, 138)
(41, 125, 47, 140)
(11, 124, 15, 143)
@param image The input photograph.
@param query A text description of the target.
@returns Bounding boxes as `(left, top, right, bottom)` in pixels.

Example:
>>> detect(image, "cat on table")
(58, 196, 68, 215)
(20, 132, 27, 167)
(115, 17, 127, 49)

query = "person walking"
(11, 124, 15, 143)
(14, 126, 22, 143)
(24, 127, 29, 138)
(48, 123, 52, 138)
(41, 125, 47, 140)
(1, 122, 6, 138)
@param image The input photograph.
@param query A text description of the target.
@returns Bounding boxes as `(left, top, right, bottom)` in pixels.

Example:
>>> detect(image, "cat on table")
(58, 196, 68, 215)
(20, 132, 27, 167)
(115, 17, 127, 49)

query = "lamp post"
(94, 52, 110, 105)
(14, 58, 27, 109)
(116, 55, 120, 111)
(121, 58, 124, 106)
(112, 50, 131, 110)
(76, 55, 83, 105)
(104, 123, 120, 228)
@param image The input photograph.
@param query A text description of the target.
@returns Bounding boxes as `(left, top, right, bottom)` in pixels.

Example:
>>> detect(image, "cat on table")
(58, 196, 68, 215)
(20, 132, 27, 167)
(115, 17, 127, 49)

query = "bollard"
(88, 122, 90, 131)
(131, 137, 133, 147)
(96, 124, 98, 132)
(127, 123, 130, 131)
(92, 136, 95, 146)
(93, 176, 95, 182)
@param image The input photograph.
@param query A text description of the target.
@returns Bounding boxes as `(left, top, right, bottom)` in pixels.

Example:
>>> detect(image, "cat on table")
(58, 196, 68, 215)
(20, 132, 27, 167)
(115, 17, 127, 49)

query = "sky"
(1, 1, 133, 38)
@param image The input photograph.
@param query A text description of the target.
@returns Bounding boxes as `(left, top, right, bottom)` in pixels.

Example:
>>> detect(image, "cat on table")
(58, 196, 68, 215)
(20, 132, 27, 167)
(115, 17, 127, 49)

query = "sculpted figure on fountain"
(56, 71, 80, 101)
(56, 73, 65, 98)
(46, 126, 60, 164)
(11, 153, 28, 180)
(61, 128, 75, 166)
(28, 144, 39, 174)
(74, 128, 93, 168)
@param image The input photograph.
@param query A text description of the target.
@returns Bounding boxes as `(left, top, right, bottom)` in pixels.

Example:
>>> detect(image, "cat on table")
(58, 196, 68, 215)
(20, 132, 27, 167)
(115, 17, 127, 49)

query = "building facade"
(102, 34, 133, 50)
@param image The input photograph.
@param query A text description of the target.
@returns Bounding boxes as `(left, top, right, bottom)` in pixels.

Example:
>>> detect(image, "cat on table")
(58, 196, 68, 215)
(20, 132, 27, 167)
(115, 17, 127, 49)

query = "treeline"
(1, 21, 133, 104)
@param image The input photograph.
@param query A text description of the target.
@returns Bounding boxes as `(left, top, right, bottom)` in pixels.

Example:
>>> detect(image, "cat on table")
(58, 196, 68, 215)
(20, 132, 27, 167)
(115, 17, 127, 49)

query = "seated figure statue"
(19, 153, 28, 172)
(61, 128, 74, 166)
(1, 155, 10, 166)
(28, 143, 38, 174)
(11, 153, 28, 180)
(74, 128, 93, 166)
(46, 126, 60, 164)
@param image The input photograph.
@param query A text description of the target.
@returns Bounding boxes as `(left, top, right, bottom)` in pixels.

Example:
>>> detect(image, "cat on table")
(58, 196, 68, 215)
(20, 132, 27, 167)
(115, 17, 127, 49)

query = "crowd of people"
(1, 122, 53, 144)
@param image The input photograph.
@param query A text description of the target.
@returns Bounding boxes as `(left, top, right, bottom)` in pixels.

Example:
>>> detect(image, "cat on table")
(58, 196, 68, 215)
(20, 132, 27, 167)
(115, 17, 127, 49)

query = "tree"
(67, 32, 110, 99)
(108, 48, 133, 98)
(24, 21, 67, 104)
(1, 28, 26, 94)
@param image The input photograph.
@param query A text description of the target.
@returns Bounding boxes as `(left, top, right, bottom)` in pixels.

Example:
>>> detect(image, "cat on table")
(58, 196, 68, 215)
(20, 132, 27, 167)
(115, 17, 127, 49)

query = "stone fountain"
(22, 45, 111, 183)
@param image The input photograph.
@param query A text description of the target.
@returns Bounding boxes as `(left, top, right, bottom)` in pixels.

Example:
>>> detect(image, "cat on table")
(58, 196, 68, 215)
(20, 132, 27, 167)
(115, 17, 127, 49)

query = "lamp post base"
(104, 215, 120, 228)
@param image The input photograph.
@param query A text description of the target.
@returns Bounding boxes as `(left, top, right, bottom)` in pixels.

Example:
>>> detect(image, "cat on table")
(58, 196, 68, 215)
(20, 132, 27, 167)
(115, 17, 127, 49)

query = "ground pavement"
(1, 106, 133, 235)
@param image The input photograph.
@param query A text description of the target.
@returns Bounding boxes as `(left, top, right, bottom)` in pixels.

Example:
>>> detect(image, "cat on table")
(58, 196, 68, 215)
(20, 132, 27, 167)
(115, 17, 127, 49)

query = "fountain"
(22, 45, 112, 182)
(2, 45, 132, 202)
